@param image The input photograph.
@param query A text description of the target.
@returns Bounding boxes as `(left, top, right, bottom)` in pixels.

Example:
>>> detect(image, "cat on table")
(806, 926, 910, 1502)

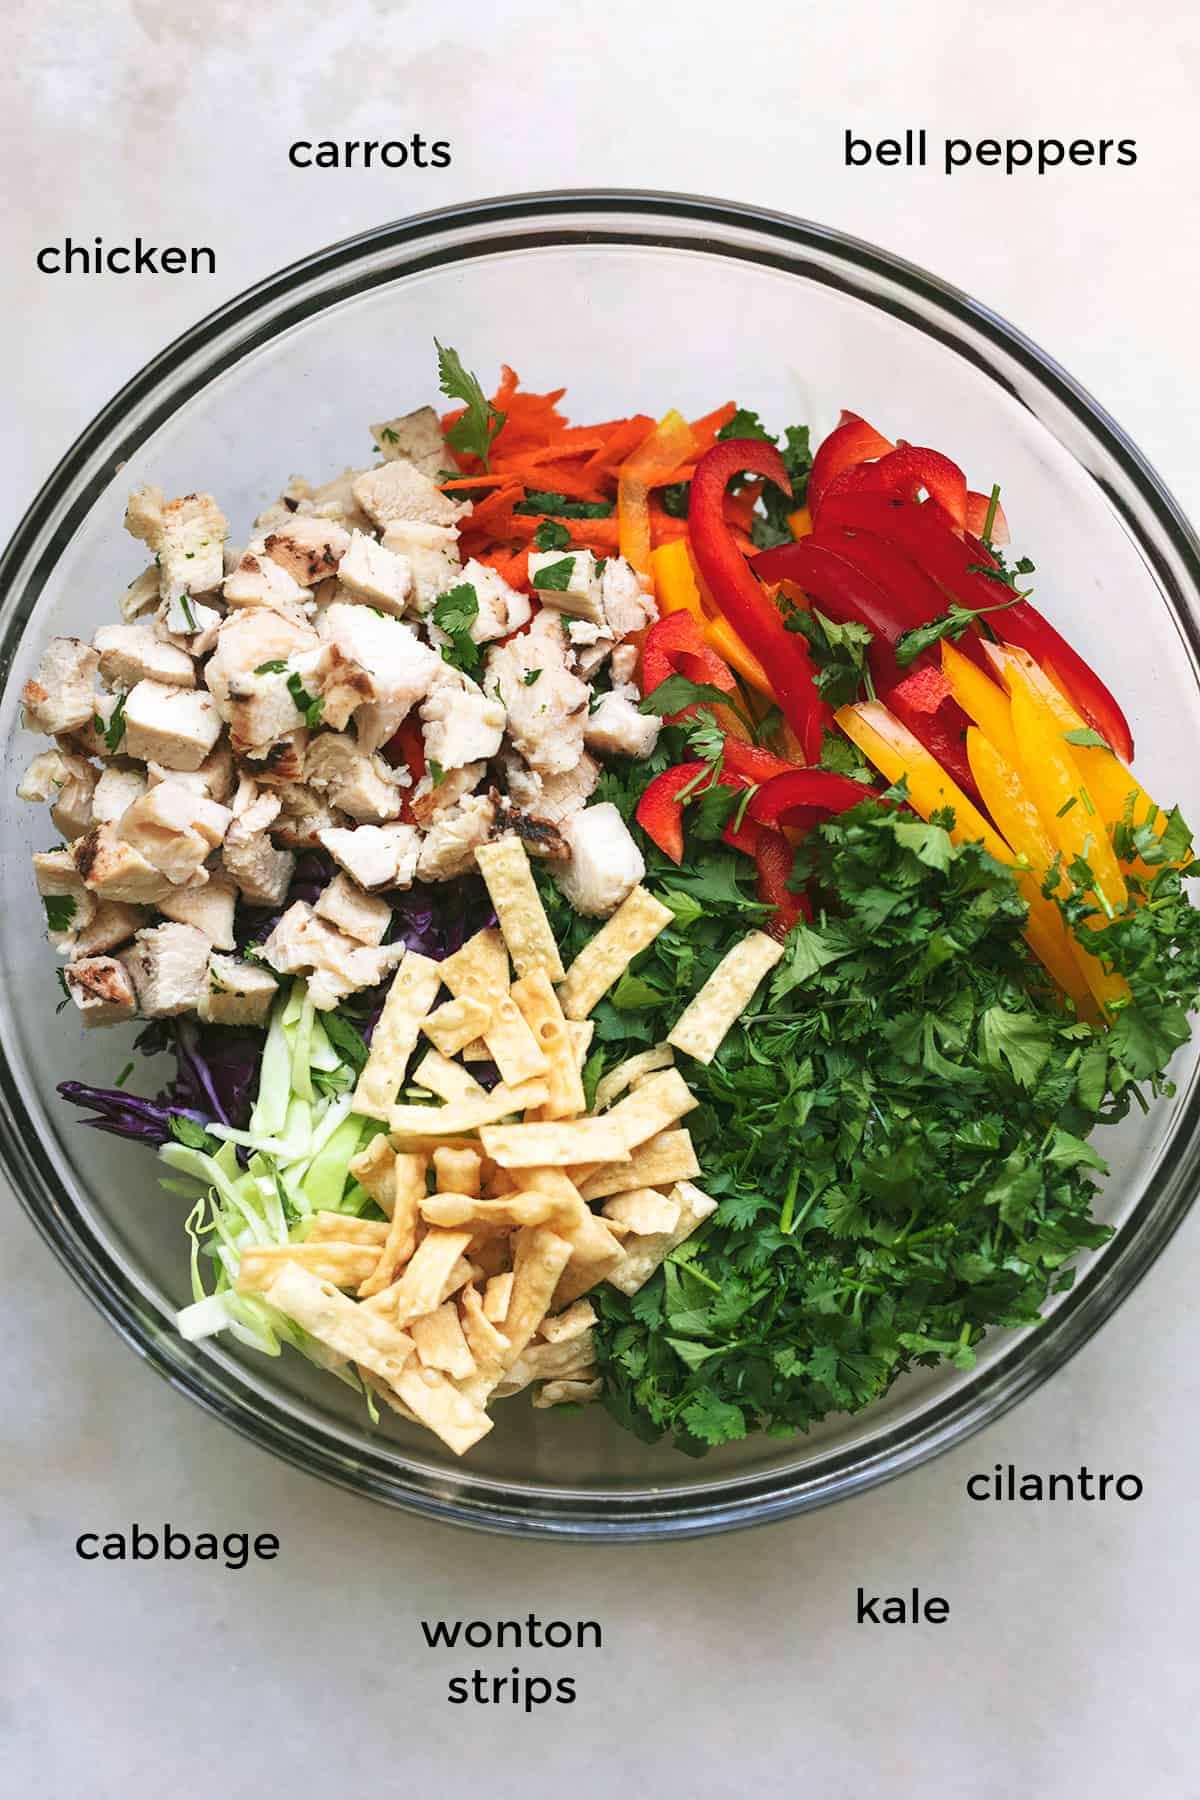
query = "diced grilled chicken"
(125, 488, 227, 601)
(409, 760, 484, 826)
(318, 603, 441, 753)
(317, 822, 421, 891)
(120, 567, 161, 623)
(527, 548, 606, 625)
(416, 793, 496, 882)
(369, 406, 445, 477)
(353, 460, 468, 531)
(198, 954, 278, 1027)
(313, 872, 391, 945)
(71, 826, 174, 905)
(260, 516, 350, 586)
(223, 549, 312, 611)
(158, 870, 238, 949)
(584, 691, 660, 760)
(33, 848, 98, 941)
(305, 735, 406, 823)
(221, 780, 295, 905)
(555, 802, 645, 918)
(419, 683, 506, 772)
(22, 638, 99, 737)
(379, 521, 462, 611)
(116, 781, 232, 886)
(120, 922, 211, 1016)
(157, 592, 221, 656)
(146, 742, 233, 804)
(459, 560, 532, 642)
(335, 532, 412, 616)
(122, 682, 223, 771)
(19, 749, 98, 840)
(69, 901, 147, 962)
(260, 901, 404, 1010)
(485, 611, 588, 776)
(64, 956, 137, 1027)
(602, 556, 658, 639)
(94, 622, 195, 691)
(501, 752, 600, 826)
(267, 780, 348, 849)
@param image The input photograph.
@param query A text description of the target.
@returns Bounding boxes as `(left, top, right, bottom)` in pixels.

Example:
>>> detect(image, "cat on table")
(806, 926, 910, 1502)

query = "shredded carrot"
(688, 401, 737, 455)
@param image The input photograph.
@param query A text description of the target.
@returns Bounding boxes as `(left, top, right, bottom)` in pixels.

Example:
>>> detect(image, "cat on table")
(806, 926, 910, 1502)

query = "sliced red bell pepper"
(747, 767, 882, 827)
(819, 494, 1135, 761)
(634, 761, 708, 864)
(381, 715, 427, 824)
(688, 439, 829, 763)
(884, 667, 978, 797)
(752, 827, 811, 939)
(807, 411, 894, 518)
(721, 739, 797, 784)
(641, 610, 738, 705)
(815, 527, 995, 676)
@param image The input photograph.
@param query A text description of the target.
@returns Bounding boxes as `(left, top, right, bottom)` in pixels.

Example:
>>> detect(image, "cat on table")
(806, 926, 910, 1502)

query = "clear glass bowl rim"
(4, 187, 1200, 1541)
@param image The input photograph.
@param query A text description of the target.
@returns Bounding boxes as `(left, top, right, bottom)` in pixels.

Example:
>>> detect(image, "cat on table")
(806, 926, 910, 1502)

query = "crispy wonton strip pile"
(242, 838, 783, 1457)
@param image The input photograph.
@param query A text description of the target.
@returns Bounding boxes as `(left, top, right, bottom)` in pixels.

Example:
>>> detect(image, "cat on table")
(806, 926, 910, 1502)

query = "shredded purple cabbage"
(58, 868, 498, 1144)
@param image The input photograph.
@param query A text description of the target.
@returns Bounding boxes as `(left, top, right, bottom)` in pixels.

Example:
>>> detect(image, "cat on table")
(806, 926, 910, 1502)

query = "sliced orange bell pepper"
(966, 729, 1125, 1015)
(787, 504, 814, 540)
(940, 640, 1020, 769)
(650, 539, 707, 625)
(705, 615, 772, 696)
(835, 701, 1091, 1001)
(619, 411, 695, 581)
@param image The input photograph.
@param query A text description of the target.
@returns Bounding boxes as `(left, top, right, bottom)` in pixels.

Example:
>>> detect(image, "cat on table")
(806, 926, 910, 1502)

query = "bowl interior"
(4, 198, 1198, 1533)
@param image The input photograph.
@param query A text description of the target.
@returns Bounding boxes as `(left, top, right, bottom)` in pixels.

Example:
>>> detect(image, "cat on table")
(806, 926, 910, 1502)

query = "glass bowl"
(4, 191, 1199, 1540)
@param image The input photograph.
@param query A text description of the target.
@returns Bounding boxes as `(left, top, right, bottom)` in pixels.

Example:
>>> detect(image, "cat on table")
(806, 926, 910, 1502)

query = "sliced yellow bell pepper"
(835, 701, 1092, 1002)
(985, 643, 1166, 856)
(619, 410, 694, 581)
(1006, 684, 1128, 918)
(650, 539, 707, 624)
(966, 728, 1126, 1015)
(787, 504, 814, 540)
(940, 640, 1020, 768)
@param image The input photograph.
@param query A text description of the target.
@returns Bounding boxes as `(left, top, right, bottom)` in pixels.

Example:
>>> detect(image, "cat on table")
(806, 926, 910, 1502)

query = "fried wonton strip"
(578, 1128, 701, 1202)
(412, 1049, 485, 1104)
(511, 969, 585, 1121)
(387, 1363, 494, 1456)
(533, 1376, 603, 1408)
(360, 1228, 474, 1325)
(409, 1301, 477, 1380)
(500, 1226, 574, 1368)
(357, 1153, 426, 1298)
(236, 1242, 382, 1292)
(601, 1187, 682, 1235)
(481, 1116, 630, 1168)
(307, 1212, 389, 1246)
(556, 886, 674, 1020)
(483, 1271, 515, 1323)
(422, 995, 494, 1057)
(603, 1068, 698, 1150)
(458, 1282, 511, 1406)
(353, 951, 442, 1119)
(567, 1020, 594, 1069)
(593, 1043, 675, 1112)
(551, 1210, 626, 1309)
(483, 991, 551, 1087)
(349, 1133, 400, 1218)
(666, 928, 785, 1065)
(475, 836, 565, 981)
(606, 1180, 719, 1295)
(461, 1039, 490, 1061)
(432, 1145, 482, 1198)
(261, 1263, 414, 1385)
(537, 1298, 597, 1343)
(495, 1334, 598, 1394)
(421, 1190, 569, 1231)
(437, 926, 509, 1007)
(388, 1079, 549, 1139)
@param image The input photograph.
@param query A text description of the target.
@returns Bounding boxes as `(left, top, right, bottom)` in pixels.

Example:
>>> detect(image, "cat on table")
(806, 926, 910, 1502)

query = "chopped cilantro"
(43, 894, 76, 933)
(787, 607, 875, 704)
(432, 582, 480, 672)
(285, 671, 325, 729)
(522, 668, 542, 686)
(530, 555, 577, 593)
(429, 760, 446, 787)
(514, 491, 613, 520)
(1064, 727, 1112, 750)
(115, 1061, 134, 1089)
(254, 659, 288, 675)
(179, 594, 198, 632)
(894, 592, 1023, 667)
(102, 691, 128, 753)
(533, 518, 572, 551)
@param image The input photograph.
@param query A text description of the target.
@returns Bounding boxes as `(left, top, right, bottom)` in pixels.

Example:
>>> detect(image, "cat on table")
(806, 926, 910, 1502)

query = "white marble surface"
(4, 3, 1199, 1794)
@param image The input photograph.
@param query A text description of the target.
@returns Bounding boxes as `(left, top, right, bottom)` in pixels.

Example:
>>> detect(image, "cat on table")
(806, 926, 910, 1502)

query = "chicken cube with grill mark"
(223, 549, 312, 612)
(457, 560, 532, 643)
(22, 638, 100, 737)
(70, 825, 175, 906)
(260, 901, 405, 1010)
(120, 922, 212, 1017)
(69, 901, 147, 962)
(500, 753, 600, 827)
(409, 760, 485, 827)
(260, 516, 350, 586)
(484, 611, 589, 777)
(124, 488, 227, 601)
(33, 848, 98, 942)
(158, 870, 238, 949)
(65, 956, 138, 1028)
(318, 603, 441, 753)
(19, 749, 98, 840)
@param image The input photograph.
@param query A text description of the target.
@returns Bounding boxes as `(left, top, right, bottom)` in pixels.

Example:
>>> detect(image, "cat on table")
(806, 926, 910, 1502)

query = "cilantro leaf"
(43, 894, 76, 933)
(435, 340, 505, 471)
(893, 593, 1022, 668)
(979, 1006, 1052, 1088)
(255, 659, 288, 675)
(432, 582, 480, 673)
(102, 690, 128, 753)
(286, 671, 325, 730)
(717, 407, 775, 444)
(514, 491, 613, 520)
(530, 555, 577, 593)
(787, 607, 874, 705)
(321, 1009, 370, 1073)
(533, 518, 571, 551)
(1064, 727, 1112, 750)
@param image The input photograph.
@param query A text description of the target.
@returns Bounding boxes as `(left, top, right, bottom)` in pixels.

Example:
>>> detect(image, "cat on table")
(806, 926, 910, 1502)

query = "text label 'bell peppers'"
(688, 439, 828, 762)
(806, 410, 894, 518)
(818, 492, 1135, 761)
